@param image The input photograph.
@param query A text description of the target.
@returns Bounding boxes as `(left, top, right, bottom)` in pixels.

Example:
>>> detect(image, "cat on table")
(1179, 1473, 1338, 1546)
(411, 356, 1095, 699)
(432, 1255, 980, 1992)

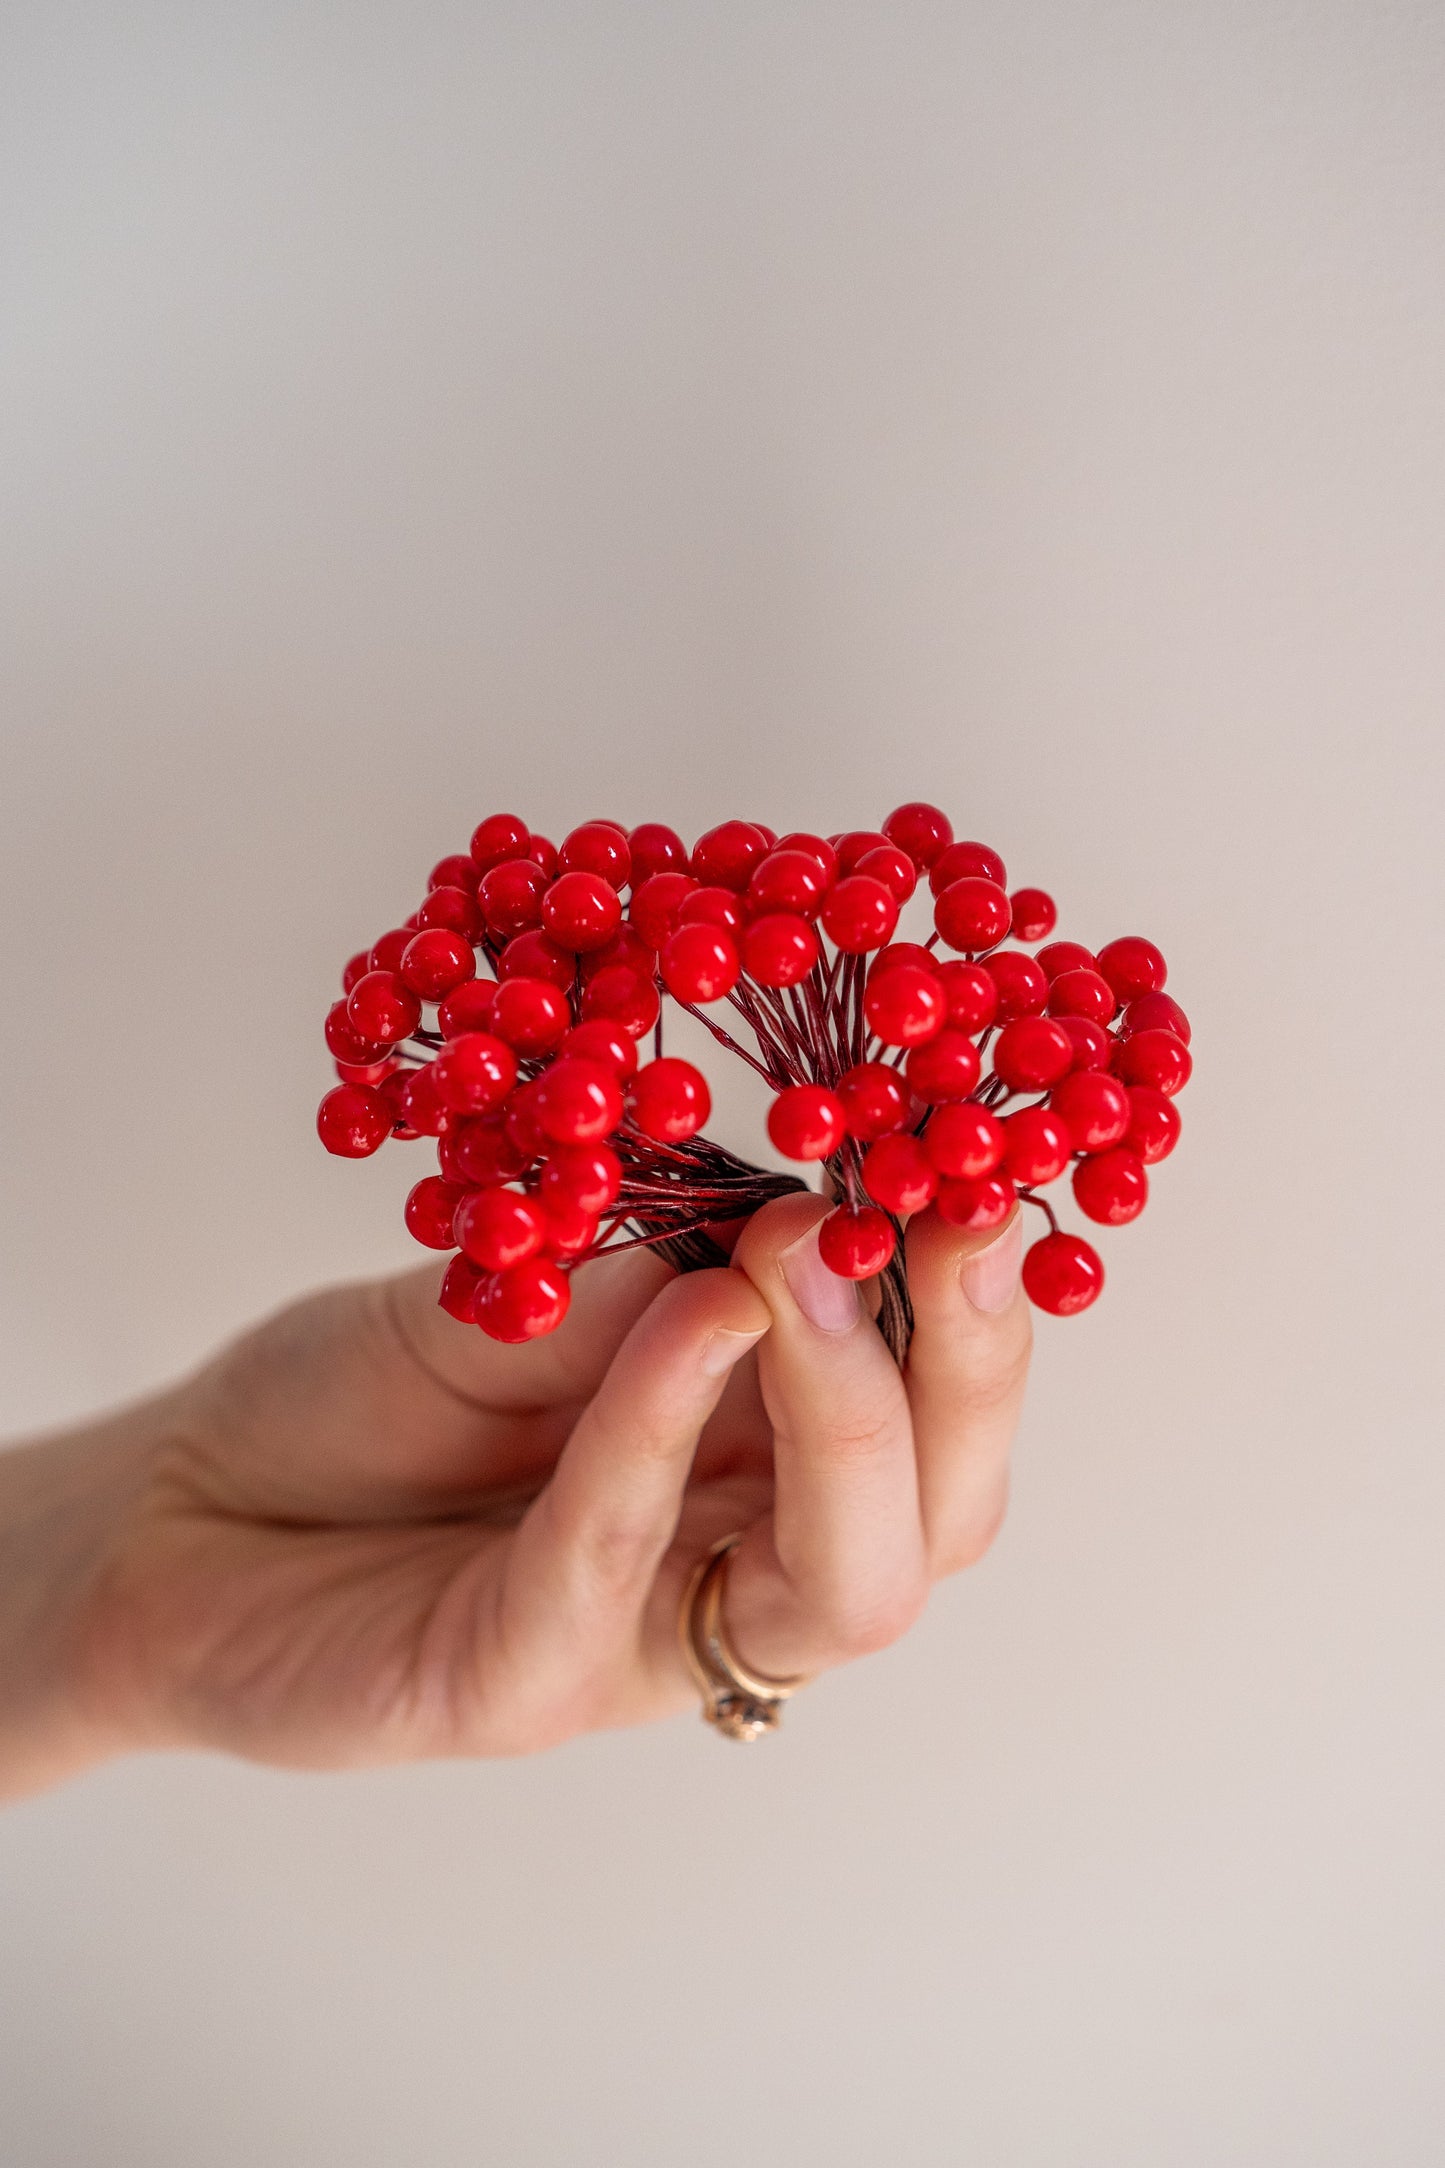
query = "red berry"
(325, 999, 388, 1066)
(1096, 936, 1167, 1002)
(559, 1019, 638, 1078)
(1023, 1232, 1104, 1316)
(837, 1061, 910, 1140)
(935, 877, 1012, 954)
(1047, 968, 1117, 1024)
(629, 871, 696, 949)
(862, 1134, 938, 1214)
(1037, 940, 1098, 982)
(334, 1056, 395, 1088)
(923, 1103, 1006, 1179)
(871, 941, 941, 979)
(479, 858, 548, 939)
(992, 1016, 1074, 1092)
(368, 928, 413, 974)
(476, 1256, 571, 1343)
(767, 1084, 846, 1160)
(405, 1176, 467, 1250)
(429, 853, 477, 892)
(1074, 1147, 1148, 1225)
(775, 832, 839, 884)
(582, 964, 661, 1038)
(470, 813, 531, 871)
(679, 885, 744, 939)
(539, 1142, 623, 1215)
(661, 921, 741, 1003)
(442, 1113, 531, 1187)
(854, 843, 917, 905)
(504, 1077, 548, 1159)
(629, 1057, 711, 1141)
(1001, 1107, 1071, 1185)
(541, 1193, 600, 1258)
(579, 924, 655, 982)
(1009, 887, 1057, 942)
(936, 1174, 1016, 1231)
(559, 821, 632, 890)
(317, 1083, 392, 1157)
(883, 801, 953, 869)
(817, 1205, 896, 1279)
(378, 1067, 425, 1138)
(936, 960, 998, 1033)
(905, 1029, 982, 1102)
(497, 930, 575, 990)
(455, 1187, 548, 1270)
(1123, 991, 1191, 1044)
(1123, 1084, 1182, 1163)
(690, 820, 771, 891)
(746, 849, 831, 918)
(1112, 1028, 1192, 1096)
(438, 1255, 485, 1323)
(438, 979, 498, 1037)
(400, 928, 476, 1002)
(743, 913, 819, 987)
(823, 874, 900, 953)
(833, 830, 892, 874)
(1058, 1016, 1113, 1071)
(529, 835, 559, 879)
(984, 950, 1049, 1020)
(1049, 1070, 1131, 1152)
(490, 975, 570, 1056)
(929, 840, 1007, 894)
(533, 1058, 624, 1144)
(347, 970, 421, 1046)
(397, 1062, 446, 1137)
(417, 884, 482, 942)
(342, 949, 372, 994)
(863, 961, 944, 1046)
(541, 870, 623, 953)
(430, 1031, 517, 1115)
(628, 822, 689, 881)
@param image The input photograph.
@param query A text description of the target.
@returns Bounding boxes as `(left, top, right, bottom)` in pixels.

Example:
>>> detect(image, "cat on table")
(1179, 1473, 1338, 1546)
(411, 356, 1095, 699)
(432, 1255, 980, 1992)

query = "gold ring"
(679, 1534, 809, 1741)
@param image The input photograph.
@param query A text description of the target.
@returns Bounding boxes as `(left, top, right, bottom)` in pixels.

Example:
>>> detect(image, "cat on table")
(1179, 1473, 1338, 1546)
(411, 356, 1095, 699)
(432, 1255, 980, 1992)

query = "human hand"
(0, 1195, 1031, 1793)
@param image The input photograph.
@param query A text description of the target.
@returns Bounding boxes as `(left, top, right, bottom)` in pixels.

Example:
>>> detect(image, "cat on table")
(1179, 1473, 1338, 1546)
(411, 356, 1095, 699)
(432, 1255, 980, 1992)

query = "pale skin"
(0, 1195, 1032, 1803)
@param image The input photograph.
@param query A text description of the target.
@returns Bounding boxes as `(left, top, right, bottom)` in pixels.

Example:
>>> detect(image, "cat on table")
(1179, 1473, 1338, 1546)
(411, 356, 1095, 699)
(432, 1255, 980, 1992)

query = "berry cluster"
(318, 808, 1191, 1350)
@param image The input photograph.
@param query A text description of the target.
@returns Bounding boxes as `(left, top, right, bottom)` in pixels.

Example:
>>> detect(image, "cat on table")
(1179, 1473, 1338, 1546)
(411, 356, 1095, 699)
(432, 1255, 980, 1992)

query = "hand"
(0, 1195, 1031, 1794)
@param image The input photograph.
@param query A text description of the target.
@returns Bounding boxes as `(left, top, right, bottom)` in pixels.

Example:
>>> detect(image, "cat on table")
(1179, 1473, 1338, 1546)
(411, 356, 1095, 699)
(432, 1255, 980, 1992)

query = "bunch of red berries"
(318, 806, 1191, 1350)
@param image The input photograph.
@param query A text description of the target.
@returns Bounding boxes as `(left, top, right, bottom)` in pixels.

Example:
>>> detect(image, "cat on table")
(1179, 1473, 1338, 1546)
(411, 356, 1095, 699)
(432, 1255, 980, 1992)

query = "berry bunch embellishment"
(318, 807, 1191, 1351)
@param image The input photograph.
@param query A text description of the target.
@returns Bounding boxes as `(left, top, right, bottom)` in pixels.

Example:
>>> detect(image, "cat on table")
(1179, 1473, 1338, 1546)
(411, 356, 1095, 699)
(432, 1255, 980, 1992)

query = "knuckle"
(930, 1479, 1011, 1579)
(825, 1574, 929, 1660)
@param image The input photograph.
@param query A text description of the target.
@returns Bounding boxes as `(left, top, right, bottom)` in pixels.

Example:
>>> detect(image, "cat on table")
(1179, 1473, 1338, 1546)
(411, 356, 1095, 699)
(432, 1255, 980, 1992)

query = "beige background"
(3, 4, 1444, 2162)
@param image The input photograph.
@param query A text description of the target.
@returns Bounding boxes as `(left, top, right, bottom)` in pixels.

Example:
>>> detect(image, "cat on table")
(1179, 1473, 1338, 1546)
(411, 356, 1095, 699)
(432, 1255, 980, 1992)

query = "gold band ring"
(679, 1534, 810, 1741)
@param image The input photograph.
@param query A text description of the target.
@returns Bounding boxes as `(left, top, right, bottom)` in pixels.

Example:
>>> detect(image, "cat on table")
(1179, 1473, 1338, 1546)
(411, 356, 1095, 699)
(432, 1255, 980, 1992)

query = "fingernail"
(959, 1213, 1023, 1314)
(780, 1225, 865, 1334)
(699, 1326, 766, 1378)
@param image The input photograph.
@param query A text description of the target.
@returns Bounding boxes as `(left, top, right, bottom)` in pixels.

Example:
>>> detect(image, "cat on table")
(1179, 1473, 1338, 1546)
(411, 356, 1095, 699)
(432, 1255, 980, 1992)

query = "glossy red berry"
(837, 1061, 910, 1140)
(1123, 1084, 1182, 1163)
(746, 849, 831, 918)
(580, 924, 655, 982)
(767, 1084, 846, 1161)
(559, 822, 632, 889)
(455, 1187, 548, 1270)
(1049, 1070, 1131, 1153)
(429, 853, 477, 893)
(1073, 1148, 1148, 1225)
(1023, 1232, 1104, 1316)
(534, 1058, 624, 1144)
(559, 1020, 637, 1078)
(1123, 991, 1192, 1044)
(628, 822, 689, 881)
(862, 1134, 938, 1214)
(476, 1256, 571, 1343)
(470, 813, 531, 871)
(541, 1193, 600, 1258)
(529, 835, 559, 879)
(935, 877, 1012, 954)
(854, 843, 917, 905)
(1009, 887, 1057, 942)
(984, 950, 1049, 1020)
(883, 801, 953, 869)
(743, 913, 819, 987)
(405, 1176, 467, 1250)
(935, 960, 997, 1033)
(629, 1057, 711, 1141)
(541, 870, 623, 953)
(1058, 1016, 1113, 1071)
(333, 1056, 395, 1088)
(378, 1067, 426, 1138)
(1112, 1028, 1192, 1096)
(833, 830, 892, 875)
(1046, 969, 1116, 1025)
(400, 928, 476, 1002)
(679, 885, 744, 940)
(1001, 1107, 1072, 1185)
(690, 821, 771, 891)
(629, 871, 696, 949)
(490, 975, 570, 1056)
(368, 928, 413, 975)
(342, 949, 372, 994)
(822, 875, 899, 953)
(871, 941, 941, 979)
(438, 979, 498, 1037)
(504, 1077, 548, 1159)
(774, 832, 838, 884)
(923, 1103, 1006, 1178)
(442, 1113, 530, 1187)
(479, 858, 548, 939)
(863, 960, 945, 1045)
(992, 1016, 1074, 1093)
(1037, 940, 1098, 982)
(417, 884, 482, 942)
(661, 922, 740, 1003)
(317, 1083, 392, 1157)
(397, 1062, 446, 1138)
(438, 1255, 485, 1323)
(936, 1174, 1016, 1231)
(929, 840, 1007, 894)
(430, 1031, 517, 1115)
(905, 1029, 982, 1102)
(1096, 936, 1167, 1002)
(325, 1000, 387, 1066)
(347, 970, 421, 1046)
(497, 930, 575, 990)
(818, 1205, 896, 1279)
(539, 1142, 623, 1215)
(582, 964, 661, 1038)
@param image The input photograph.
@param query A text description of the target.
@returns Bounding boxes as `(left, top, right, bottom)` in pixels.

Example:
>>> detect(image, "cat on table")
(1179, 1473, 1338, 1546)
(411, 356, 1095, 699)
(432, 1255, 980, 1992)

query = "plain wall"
(2, 3, 1443, 2163)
